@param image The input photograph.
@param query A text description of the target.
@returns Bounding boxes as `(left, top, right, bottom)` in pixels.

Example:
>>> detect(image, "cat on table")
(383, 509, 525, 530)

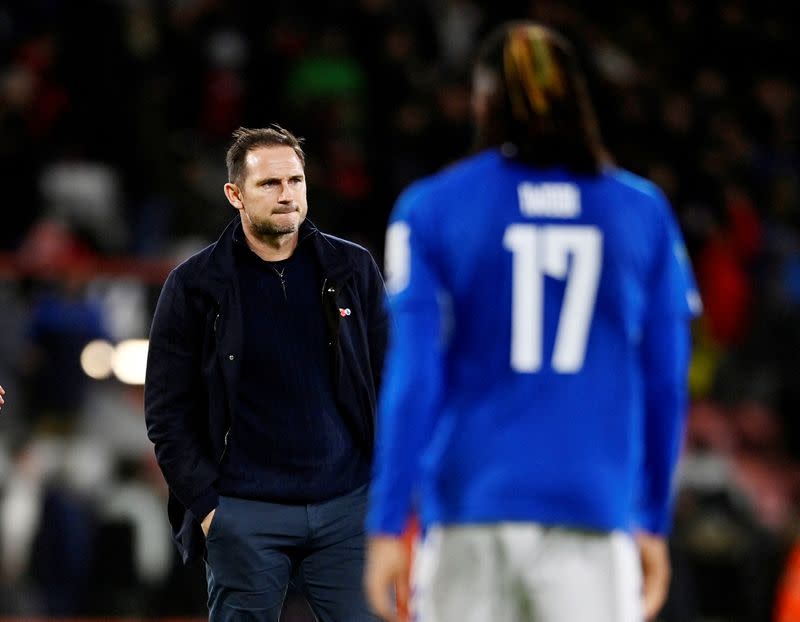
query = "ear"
(224, 182, 244, 211)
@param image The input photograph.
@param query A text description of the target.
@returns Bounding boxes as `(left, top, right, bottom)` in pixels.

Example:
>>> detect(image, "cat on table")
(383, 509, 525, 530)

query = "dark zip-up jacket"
(144, 218, 389, 564)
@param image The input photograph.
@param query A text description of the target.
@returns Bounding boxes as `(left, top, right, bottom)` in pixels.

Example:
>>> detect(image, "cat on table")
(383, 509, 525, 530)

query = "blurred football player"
(365, 20, 701, 622)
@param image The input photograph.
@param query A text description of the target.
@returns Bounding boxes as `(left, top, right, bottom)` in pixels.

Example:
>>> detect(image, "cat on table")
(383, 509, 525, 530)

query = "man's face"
(230, 145, 308, 237)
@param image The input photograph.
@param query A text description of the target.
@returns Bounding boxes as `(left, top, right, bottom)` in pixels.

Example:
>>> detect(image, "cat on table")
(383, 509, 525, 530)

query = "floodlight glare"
(80, 339, 115, 380)
(111, 339, 149, 385)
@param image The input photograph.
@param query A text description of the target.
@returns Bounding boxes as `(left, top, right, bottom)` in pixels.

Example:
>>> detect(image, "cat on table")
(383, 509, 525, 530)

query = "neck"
(242, 225, 299, 261)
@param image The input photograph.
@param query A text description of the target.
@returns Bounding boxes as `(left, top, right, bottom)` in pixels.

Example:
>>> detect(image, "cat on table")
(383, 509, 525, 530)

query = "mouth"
(272, 207, 298, 215)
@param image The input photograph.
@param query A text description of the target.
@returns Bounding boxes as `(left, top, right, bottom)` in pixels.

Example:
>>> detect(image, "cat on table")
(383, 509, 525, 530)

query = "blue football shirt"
(367, 149, 701, 537)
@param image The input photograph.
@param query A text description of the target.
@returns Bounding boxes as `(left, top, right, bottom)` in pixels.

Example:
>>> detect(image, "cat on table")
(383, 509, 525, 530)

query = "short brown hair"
(225, 124, 306, 186)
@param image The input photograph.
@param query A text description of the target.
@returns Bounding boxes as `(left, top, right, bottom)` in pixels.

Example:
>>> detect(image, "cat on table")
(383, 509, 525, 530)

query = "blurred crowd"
(0, 0, 798, 620)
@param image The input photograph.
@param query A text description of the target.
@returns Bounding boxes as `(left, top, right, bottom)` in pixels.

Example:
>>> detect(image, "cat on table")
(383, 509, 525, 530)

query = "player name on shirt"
(518, 182, 580, 218)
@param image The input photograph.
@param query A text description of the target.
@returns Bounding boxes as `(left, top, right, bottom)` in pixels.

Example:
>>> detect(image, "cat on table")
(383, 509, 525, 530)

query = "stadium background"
(0, 0, 798, 620)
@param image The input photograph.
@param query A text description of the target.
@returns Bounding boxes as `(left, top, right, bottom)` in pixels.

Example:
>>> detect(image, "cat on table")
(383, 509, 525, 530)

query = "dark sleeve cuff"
(188, 486, 219, 523)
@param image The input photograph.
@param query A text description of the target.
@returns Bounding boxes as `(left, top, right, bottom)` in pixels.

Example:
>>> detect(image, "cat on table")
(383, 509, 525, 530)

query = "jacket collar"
(189, 216, 354, 301)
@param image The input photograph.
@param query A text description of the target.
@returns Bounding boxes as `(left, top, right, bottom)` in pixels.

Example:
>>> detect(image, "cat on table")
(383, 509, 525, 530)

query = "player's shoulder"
(393, 151, 500, 220)
(604, 168, 670, 209)
(597, 167, 678, 233)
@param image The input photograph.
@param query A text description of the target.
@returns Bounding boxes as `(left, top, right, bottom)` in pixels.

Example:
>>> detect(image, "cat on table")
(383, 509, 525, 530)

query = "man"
(365, 21, 702, 622)
(145, 125, 387, 621)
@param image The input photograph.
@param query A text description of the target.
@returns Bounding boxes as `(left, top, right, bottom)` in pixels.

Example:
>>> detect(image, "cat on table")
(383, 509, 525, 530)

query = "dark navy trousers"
(204, 484, 379, 621)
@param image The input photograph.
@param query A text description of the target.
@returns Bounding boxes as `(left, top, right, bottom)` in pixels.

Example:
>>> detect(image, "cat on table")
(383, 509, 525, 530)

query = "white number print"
(503, 224, 603, 373)
(384, 222, 412, 295)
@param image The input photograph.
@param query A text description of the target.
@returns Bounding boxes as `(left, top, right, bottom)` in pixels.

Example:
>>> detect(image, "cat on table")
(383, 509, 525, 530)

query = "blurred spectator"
(0, 435, 98, 616)
(667, 399, 790, 622)
(426, 0, 485, 72)
(198, 28, 249, 139)
(19, 276, 110, 433)
(38, 156, 127, 254)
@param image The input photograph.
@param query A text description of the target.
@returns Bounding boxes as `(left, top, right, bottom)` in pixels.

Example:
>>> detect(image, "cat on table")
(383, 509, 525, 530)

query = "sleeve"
(366, 186, 445, 535)
(144, 269, 219, 521)
(636, 203, 702, 535)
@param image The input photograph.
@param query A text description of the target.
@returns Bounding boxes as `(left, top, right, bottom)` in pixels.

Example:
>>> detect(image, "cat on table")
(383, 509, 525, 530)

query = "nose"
(278, 181, 292, 202)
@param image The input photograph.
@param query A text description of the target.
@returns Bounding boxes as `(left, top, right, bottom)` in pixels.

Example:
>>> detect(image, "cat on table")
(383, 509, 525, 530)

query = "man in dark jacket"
(145, 124, 387, 621)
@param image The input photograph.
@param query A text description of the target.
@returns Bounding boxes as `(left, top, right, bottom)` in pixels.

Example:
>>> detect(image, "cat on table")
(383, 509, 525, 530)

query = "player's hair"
(473, 21, 611, 174)
(226, 124, 306, 185)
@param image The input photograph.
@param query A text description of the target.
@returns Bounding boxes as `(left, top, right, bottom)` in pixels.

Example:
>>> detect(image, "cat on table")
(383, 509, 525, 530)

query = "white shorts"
(412, 523, 642, 622)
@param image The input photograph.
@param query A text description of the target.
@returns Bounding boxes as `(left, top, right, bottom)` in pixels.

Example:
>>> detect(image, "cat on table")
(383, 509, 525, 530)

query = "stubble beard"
(252, 219, 298, 237)
(244, 207, 301, 239)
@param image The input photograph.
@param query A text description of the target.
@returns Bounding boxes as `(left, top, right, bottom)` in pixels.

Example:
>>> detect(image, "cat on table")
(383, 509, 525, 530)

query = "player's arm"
(366, 190, 445, 621)
(639, 208, 700, 534)
(638, 205, 701, 619)
(144, 268, 220, 525)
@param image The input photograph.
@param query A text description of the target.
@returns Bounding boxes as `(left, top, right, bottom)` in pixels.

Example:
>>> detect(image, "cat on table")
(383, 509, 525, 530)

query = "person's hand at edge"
(637, 531, 671, 621)
(365, 535, 409, 622)
(201, 508, 216, 537)
(0, 385, 5, 410)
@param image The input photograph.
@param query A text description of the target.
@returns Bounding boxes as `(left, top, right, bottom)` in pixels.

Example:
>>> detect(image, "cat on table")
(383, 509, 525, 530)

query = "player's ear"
(224, 182, 244, 211)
